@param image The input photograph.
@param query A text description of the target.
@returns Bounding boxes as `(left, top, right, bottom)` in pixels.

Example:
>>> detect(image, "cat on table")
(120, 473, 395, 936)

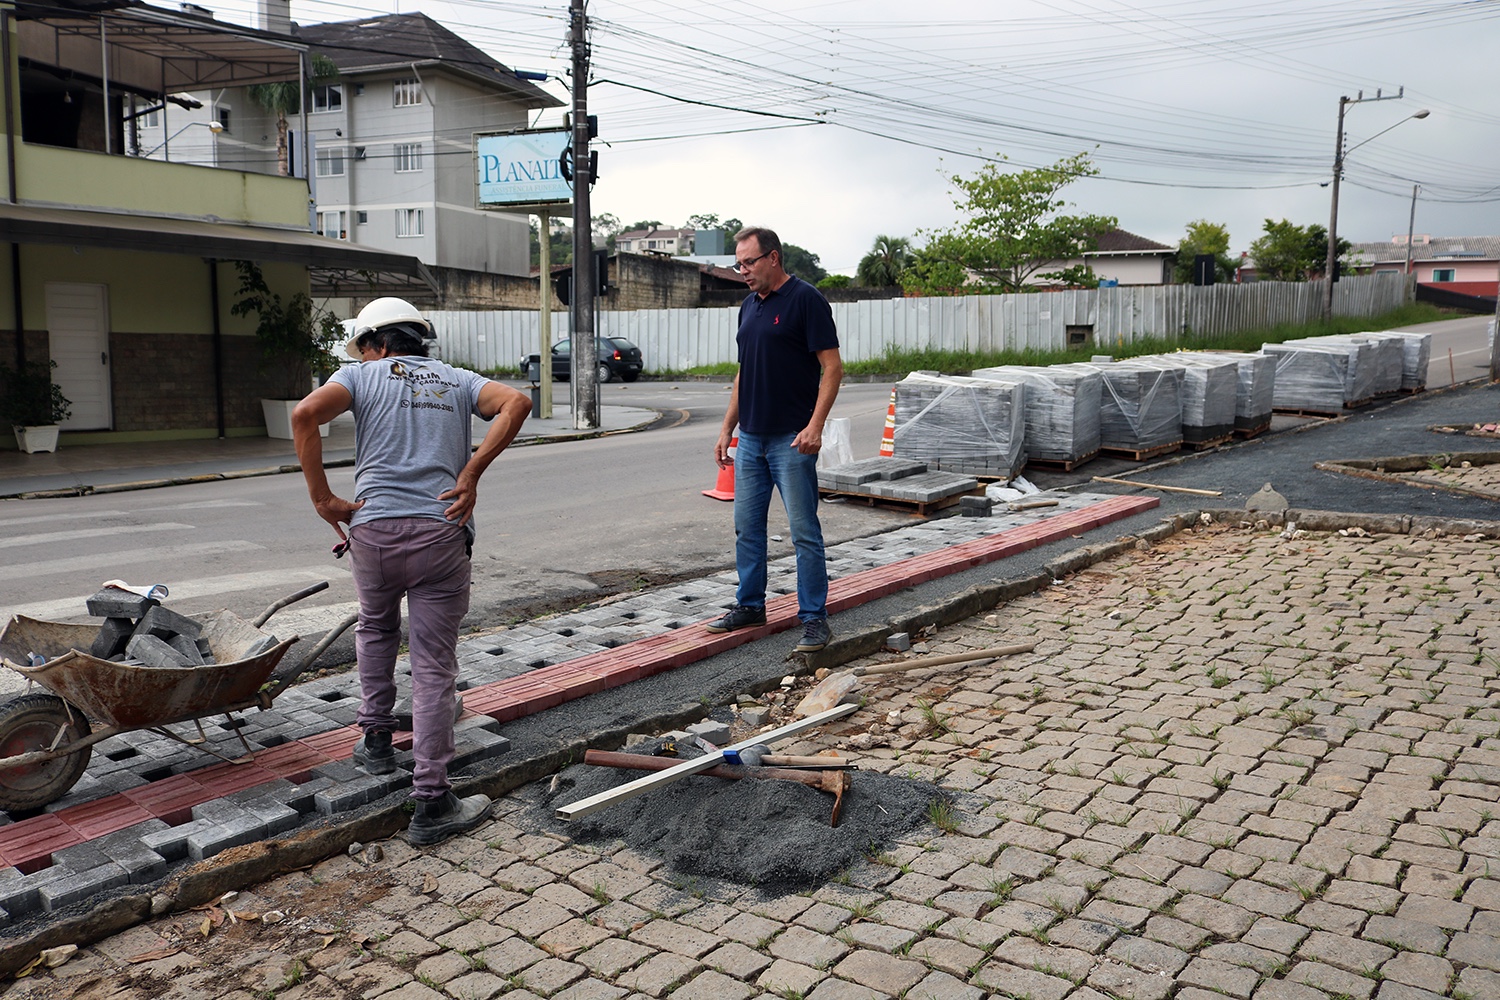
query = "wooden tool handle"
(760, 754, 853, 768)
(854, 640, 1036, 677)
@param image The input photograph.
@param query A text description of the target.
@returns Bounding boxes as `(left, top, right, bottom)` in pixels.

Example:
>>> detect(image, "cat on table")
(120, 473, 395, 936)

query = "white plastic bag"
(818, 417, 854, 470)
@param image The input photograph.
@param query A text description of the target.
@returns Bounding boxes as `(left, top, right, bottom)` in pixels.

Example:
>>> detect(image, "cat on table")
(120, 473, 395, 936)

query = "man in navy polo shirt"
(709, 227, 843, 652)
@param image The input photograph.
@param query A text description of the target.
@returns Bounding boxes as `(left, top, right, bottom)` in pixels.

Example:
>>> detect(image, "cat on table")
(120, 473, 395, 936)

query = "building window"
(217, 107, 231, 133)
(1431, 268, 1456, 282)
(312, 84, 343, 113)
(394, 143, 423, 173)
(315, 147, 345, 177)
(318, 211, 347, 240)
(356, 210, 368, 224)
(138, 107, 160, 128)
(393, 78, 422, 107)
(396, 208, 424, 238)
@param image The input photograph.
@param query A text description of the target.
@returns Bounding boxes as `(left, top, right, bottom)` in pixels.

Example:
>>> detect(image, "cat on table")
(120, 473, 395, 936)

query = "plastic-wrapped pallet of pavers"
(1186, 351, 1275, 436)
(1263, 341, 1359, 413)
(892, 372, 1026, 480)
(1279, 336, 1380, 405)
(970, 363, 1102, 467)
(1132, 354, 1239, 447)
(1082, 360, 1184, 456)
(1351, 330, 1430, 392)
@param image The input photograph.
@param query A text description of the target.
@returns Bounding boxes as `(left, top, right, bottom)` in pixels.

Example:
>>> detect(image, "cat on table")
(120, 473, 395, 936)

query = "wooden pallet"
(1399, 385, 1427, 395)
(1024, 450, 1100, 473)
(1233, 420, 1272, 440)
(1099, 440, 1182, 462)
(820, 487, 978, 517)
(1273, 406, 1342, 418)
(1184, 433, 1233, 452)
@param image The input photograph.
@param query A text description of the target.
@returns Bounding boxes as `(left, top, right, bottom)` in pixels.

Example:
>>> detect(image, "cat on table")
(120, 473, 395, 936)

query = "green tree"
(686, 213, 744, 255)
(1248, 219, 1348, 282)
(592, 212, 622, 250)
(911, 152, 1116, 294)
(817, 274, 852, 290)
(246, 54, 339, 176)
(855, 235, 913, 287)
(781, 243, 827, 283)
(623, 220, 663, 234)
(530, 219, 572, 269)
(1172, 219, 1238, 284)
(901, 245, 971, 296)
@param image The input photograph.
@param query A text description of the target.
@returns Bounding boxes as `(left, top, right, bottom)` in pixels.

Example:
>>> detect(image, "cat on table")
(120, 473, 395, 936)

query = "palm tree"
(247, 54, 339, 176)
(856, 235, 913, 287)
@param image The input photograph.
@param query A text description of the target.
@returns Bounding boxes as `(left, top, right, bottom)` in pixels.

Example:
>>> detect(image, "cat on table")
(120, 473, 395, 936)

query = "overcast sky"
(217, 0, 1499, 275)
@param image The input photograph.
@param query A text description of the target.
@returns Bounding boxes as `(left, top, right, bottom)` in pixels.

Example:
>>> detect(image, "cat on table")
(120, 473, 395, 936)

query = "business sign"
(475, 129, 571, 208)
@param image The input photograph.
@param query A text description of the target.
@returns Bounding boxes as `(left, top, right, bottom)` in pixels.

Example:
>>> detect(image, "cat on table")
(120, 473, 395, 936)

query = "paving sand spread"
(537, 745, 942, 892)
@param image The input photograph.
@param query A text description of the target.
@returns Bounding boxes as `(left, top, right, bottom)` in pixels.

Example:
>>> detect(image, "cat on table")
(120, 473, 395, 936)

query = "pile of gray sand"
(538, 748, 943, 891)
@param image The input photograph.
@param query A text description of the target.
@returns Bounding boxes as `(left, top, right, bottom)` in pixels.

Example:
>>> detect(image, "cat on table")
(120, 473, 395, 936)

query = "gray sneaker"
(705, 604, 767, 633)
(353, 728, 396, 775)
(794, 618, 832, 652)
(407, 791, 494, 846)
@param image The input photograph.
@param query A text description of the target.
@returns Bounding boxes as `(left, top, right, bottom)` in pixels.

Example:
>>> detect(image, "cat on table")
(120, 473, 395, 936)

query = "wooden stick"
(852, 641, 1036, 677)
(1092, 476, 1222, 497)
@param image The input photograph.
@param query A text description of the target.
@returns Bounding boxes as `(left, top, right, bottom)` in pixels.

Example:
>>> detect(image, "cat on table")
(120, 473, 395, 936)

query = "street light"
(143, 119, 224, 159)
(1323, 91, 1429, 321)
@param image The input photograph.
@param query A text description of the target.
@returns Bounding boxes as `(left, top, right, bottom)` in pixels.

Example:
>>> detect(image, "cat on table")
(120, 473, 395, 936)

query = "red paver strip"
(54, 796, 154, 842)
(0, 814, 84, 874)
(298, 726, 362, 759)
(188, 762, 280, 798)
(253, 741, 335, 781)
(123, 773, 208, 826)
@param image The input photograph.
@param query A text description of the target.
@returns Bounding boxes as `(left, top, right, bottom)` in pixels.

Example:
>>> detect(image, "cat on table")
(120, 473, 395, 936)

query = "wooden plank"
(554, 703, 859, 821)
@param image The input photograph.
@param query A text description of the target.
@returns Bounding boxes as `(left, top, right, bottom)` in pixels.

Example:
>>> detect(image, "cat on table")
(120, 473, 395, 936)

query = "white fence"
(430, 272, 1407, 373)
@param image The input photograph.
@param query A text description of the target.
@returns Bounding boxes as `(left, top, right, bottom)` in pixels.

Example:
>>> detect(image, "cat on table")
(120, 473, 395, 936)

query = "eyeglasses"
(732, 251, 772, 272)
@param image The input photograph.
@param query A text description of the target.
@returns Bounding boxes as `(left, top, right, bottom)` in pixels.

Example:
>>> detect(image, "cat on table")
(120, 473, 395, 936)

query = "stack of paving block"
(1263, 339, 1373, 412)
(1185, 351, 1276, 434)
(82, 587, 273, 668)
(1084, 360, 1184, 454)
(818, 457, 979, 506)
(970, 363, 1103, 465)
(1351, 330, 1431, 391)
(1133, 354, 1239, 445)
(891, 372, 1026, 480)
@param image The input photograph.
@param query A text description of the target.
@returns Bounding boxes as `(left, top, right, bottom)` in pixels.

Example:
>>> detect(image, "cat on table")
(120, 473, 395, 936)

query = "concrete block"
(39, 863, 130, 912)
(241, 634, 278, 658)
(141, 819, 215, 862)
(741, 706, 771, 727)
(186, 808, 266, 862)
(313, 771, 403, 815)
(167, 633, 205, 665)
(686, 720, 732, 746)
(125, 633, 193, 669)
(886, 632, 912, 652)
(89, 617, 135, 659)
(450, 727, 511, 772)
(240, 795, 302, 837)
(135, 605, 202, 642)
(85, 588, 157, 618)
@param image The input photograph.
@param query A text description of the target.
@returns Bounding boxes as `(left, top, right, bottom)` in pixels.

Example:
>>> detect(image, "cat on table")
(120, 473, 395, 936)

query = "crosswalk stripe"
(0, 510, 131, 527)
(0, 523, 197, 550)
(3, 566, 353, 623)
(2, 540, 264, 582)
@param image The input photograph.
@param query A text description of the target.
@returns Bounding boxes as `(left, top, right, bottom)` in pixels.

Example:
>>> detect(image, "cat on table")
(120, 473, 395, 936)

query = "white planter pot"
(13, 424, 60, 453)
(261, 399, 326, 441)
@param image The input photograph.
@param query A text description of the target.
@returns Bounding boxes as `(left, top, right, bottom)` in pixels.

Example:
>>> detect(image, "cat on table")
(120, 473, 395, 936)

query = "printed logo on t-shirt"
(774, 315, 780, 325)
(385, 360, 461, 413)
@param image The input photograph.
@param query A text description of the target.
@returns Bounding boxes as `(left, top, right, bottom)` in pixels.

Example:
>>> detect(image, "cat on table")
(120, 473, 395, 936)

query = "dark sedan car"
(522, 337, 643, 383)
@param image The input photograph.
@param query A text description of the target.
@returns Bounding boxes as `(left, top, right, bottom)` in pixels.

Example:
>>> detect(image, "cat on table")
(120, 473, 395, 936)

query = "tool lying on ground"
(720, 743, 855, 769)
(583, 749, 853, 826)
(1091, 475, 1222, 497)
(796, 641, 1039, 717)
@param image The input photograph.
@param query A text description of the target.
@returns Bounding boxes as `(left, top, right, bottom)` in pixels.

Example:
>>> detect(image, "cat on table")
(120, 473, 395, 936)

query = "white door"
(45, 283, 112, 430)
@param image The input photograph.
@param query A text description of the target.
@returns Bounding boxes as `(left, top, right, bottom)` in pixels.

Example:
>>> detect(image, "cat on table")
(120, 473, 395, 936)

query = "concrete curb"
(5, 504, 1498, 969)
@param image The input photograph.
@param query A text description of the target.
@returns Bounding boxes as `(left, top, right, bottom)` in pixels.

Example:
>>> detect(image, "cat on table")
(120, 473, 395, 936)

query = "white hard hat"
(346, 297, 432, 358)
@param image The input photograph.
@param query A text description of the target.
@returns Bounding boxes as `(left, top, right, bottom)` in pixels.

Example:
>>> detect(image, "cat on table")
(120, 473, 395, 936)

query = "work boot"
(353, 728, 396, 775)
(407, 791, 494, 847)
(794, 618, 832, 653)
(704, 604, 767, 633)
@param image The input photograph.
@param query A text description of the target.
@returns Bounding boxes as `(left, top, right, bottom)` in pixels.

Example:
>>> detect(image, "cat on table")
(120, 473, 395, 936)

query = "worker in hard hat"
(291, 297, 531, 846)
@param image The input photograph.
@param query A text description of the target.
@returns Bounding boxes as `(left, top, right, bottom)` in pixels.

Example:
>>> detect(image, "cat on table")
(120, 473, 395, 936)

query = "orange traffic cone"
(878, 389, 897, 457)
(703, 436, 737, 500)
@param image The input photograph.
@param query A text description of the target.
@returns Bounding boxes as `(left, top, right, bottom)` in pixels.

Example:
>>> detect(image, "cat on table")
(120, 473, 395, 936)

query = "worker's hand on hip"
(792, 427, 823, 455)
(313, 495, 363, 539)
(439, 480, 479, 526)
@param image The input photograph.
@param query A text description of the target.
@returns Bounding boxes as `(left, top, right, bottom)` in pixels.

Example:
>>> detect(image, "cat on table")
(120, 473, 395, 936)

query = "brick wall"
(109, 333, 282, 432)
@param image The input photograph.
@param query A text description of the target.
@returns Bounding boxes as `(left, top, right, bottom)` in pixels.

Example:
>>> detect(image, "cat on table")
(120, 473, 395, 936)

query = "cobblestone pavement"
(6, 519, 1499, 1000)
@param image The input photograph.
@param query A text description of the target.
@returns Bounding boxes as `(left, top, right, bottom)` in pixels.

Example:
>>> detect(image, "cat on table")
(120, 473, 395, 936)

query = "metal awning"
(0, 202, 432, 282)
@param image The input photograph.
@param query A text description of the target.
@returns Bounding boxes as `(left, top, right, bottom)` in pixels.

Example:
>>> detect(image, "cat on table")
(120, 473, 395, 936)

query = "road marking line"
(1, 539, 263, 582)
(0, 510, 131, 527)
(3, 566, 352, 623)
(0, 522, 197, 550)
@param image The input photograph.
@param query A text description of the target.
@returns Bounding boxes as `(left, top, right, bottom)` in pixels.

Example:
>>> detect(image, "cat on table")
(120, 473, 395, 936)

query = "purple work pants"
(348, 517, 471, 800)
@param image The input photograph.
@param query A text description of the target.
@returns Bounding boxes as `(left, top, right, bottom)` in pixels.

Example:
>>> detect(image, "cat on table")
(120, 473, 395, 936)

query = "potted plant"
(229, 260, 342, 439)
(0, 359, 71, 453)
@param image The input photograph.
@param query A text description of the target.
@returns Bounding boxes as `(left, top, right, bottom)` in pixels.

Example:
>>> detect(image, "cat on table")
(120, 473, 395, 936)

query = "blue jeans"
(732, 430, 828, 622)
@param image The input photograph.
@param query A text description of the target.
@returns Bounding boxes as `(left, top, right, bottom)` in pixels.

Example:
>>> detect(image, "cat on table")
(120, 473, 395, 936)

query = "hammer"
(582, 750, 852, 826)
(720, 744, 855, 769)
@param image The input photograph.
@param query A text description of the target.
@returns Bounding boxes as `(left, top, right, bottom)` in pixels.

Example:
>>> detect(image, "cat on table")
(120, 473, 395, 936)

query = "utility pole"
(568, 0, 598, 429)
(1403, 184, 1419, 283)
(1322, 88, 1409, 322)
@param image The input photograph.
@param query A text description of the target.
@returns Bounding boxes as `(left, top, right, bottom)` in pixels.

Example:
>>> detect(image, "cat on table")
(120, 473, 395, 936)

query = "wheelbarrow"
(0, 582, 358, 812)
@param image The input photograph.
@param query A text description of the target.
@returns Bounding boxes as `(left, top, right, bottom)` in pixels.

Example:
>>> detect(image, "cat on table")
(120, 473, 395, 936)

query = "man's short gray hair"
(734, 226, 783, 263)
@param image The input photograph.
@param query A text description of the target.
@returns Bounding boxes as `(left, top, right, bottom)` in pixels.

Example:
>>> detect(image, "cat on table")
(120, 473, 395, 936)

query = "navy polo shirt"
(735, 274, 839, 436)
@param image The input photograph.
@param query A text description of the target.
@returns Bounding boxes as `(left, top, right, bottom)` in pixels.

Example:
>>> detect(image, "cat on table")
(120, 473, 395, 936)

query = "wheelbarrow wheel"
(0, 694, 93, 812)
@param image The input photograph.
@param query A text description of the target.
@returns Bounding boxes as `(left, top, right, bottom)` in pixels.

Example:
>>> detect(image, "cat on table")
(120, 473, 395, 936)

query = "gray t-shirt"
(329, 356, 491, 535)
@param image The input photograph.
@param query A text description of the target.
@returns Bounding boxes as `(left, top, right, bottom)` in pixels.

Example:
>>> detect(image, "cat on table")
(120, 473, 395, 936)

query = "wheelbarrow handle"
(252, 581, 331, 628)
(261, 611, 360, 701)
